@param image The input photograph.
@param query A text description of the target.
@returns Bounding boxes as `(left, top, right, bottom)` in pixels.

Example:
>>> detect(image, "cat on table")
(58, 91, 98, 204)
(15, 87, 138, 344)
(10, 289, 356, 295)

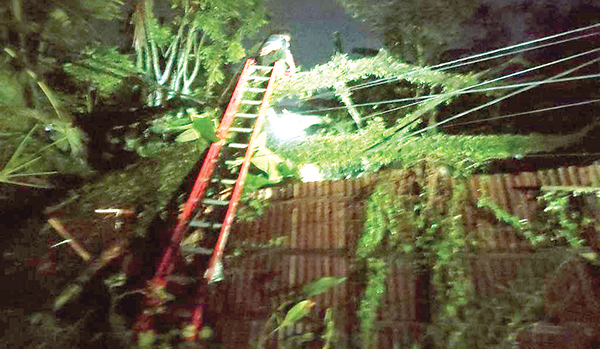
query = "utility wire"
(403, 56, 600, 139)
(360, 47, 600, 120)
(345, 31, 600, 94)
(301, 23, 600, 101)
(361, 54, 600, 154)
(442, 99, 600, 128)
(295, 73, 600, 114)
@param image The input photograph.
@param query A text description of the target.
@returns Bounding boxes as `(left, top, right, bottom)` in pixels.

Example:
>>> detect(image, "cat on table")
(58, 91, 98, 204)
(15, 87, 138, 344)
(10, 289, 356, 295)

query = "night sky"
(264, 0, 381, 68)
(263, 0, 600, 69)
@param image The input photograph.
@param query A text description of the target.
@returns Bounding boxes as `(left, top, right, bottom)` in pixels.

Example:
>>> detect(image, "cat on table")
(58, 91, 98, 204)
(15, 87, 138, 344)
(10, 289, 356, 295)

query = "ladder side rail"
(204, 60, 286, 283)
(155, 58, 256, 278)
(184, 60, 285, 342)
(133, 58, 255, 339)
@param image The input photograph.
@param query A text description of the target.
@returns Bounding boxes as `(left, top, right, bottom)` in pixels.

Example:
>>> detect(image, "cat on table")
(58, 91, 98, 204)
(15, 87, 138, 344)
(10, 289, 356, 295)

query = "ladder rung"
(241, 100, 262, 105)
(202, 199, 230, 206)
(189, 220, 223, 229)
(243, 88, 267, 93)
(229, 127, 253, 133)
(236, 113, 258, 118)
(252, 65, 274, 70)
(248, 76, 270, 81)
(180, 246, 214, 255)
(212, 178, 237, 185)
(228, 143, 248, 149)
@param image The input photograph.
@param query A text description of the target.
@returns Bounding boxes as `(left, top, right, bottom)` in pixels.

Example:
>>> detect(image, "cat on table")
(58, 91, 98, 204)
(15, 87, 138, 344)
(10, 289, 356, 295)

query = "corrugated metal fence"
(206, 165, 600, 348)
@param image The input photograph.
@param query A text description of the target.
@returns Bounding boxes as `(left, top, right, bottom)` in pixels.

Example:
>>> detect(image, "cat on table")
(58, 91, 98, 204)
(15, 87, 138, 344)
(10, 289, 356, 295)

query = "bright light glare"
(299, 164, 323, 182)
(267, 108, 321, 141)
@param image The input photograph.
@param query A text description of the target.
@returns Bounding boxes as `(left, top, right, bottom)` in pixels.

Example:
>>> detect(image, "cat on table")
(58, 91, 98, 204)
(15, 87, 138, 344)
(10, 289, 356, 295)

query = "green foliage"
(273, 53, 586, 180)
(0, 126, 52, 188)
(63, 47, 141, 97)
(273, 118, 394, 178)
(256, 276, 346, 349)
(356, 181, 412, 258)
(191, 112, 219, 143)
(250, 132, 294, 182)
(80, 0, 124, 21)
(276, 124, 575, 179)
(1, 50, 86, 155)
(0, 68, 89, 187)
(321, 308, 336, 349)
(356, 171, 473, 348)
(302, 277, 347, 298)
(63, 142, 199, 231)
(164, 108, 218, 150)
(276, 300, 315, 333)
(355, 170, 597, 347)
(276, 53, 477, 101)
(478, 189, 595, 251)
(357, 258, 386, 349)
(133, 0, 268, 104)
(0, 71, 26, 106)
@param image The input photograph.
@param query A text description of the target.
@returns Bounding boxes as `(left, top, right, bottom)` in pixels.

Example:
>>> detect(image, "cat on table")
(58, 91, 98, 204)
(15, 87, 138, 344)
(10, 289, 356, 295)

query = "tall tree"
(131, 0, 267, 105)
(336, 0, 479, 64)
(336, 0, 600, 65)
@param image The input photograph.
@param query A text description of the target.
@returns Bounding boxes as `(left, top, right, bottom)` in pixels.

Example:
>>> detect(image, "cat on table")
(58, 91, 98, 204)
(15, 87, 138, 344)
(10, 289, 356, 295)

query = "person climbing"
(258, 33, 296, 76)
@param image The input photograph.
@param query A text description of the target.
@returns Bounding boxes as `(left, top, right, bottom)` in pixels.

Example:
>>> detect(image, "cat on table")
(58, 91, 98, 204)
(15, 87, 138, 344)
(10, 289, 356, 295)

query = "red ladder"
(134, 58, 286, 342)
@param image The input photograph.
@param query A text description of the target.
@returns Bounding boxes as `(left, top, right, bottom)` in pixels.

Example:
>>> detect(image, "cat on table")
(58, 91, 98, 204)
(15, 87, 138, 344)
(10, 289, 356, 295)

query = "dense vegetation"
(1, 0, 599, 347)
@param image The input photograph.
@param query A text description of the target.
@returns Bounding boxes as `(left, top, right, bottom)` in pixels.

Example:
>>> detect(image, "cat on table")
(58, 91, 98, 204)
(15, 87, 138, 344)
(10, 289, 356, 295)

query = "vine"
(356, 170, 474, 348)
(478, 188, 598, 259)
(357, 258, 386, 349)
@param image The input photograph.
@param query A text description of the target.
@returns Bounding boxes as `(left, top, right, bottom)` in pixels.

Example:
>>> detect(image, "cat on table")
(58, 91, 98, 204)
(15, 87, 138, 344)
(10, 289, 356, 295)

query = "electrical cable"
(359, 47, 600, 120)
(442, 99, 600, 128)
(345, 31, 600, 94)
(338, 23, 599, 96)
(294, 73, 600, 115)
(294, 47, 600, 116)
(402, 55, 600, 139)
(300, 23, 600, 101)
(359, 55, 600, 155)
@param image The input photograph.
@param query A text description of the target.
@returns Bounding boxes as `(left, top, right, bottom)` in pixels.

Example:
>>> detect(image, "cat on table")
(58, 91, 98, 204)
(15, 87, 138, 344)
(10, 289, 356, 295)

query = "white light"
(267, 108, 321, 141)
(299, 164, 323, 182)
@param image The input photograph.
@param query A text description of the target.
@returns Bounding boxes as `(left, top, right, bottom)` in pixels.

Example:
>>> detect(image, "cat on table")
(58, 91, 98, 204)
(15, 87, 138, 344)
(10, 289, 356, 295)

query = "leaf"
(302, 277, 347, 298)
(175, 128, 199, 143)
(249, 132, 286, 181)
(3, 126, 36, 171)
(243, 173, 271, 192)
(192, 115, 218, 142)
(150, 116, 192, 134)
(251, 145, 285, 182)
(279, 300, 315, 329)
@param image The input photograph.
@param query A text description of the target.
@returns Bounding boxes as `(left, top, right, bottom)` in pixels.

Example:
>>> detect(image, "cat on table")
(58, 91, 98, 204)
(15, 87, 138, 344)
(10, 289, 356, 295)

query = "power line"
(403, 55, 600, 139)
(341, 23, 600, 95)
(300, 23, 600, 101)
(295, 73, 600, 115)
(345, 31, 600, 94)
(442, 99, 600, 128)
(360, 54, 600, 155)
(361, 47, 600, 120)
